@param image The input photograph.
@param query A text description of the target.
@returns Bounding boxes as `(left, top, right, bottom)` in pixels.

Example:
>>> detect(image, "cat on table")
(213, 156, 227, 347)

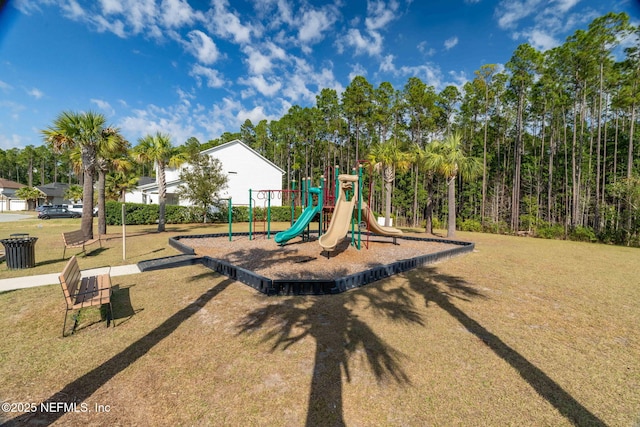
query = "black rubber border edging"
(169, 232, 474, 296)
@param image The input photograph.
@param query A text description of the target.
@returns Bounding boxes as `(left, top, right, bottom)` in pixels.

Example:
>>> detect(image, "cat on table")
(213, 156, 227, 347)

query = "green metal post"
(249, 189, 253, 240)
(319, 175, 325, 236)
(357, 165, 363, 250)
(301, 177, 306, 209)
(228, 198, 232, 241)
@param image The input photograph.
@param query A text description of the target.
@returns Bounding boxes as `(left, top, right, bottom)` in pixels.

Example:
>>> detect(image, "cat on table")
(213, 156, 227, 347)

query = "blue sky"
(0, 0, 637, 151)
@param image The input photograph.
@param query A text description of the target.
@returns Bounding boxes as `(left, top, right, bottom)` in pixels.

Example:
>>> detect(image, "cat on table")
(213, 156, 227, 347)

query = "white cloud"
(379, 54, 395, 73)
(555, 0, 581, 13)
(495, 0, 543, 29)
(242, 42, 288, 75)
(0, 80, 13, 92)
(298, 8, 334, 44)
(27, 88, 44, 99)
(239, 74, 282, 96)
(0, 134, 24, 150)
(524, 29, 559, 50)
(161, 0, 200, 28)
(342, 28, 383, 56)
(496, 0, 590, 52)
(348, 63, 368, 82)
(190, 64, 226, 88)
(99, 0, 123, 14)
(186, 30, 219, 65)
(206, 0, 253, 44)
(61, 0, 85, 19)
(91, 98, 115, 116)
(444, 36, 458, 50)
(365, 0, 400, 31)
(236, 105, 271, 124)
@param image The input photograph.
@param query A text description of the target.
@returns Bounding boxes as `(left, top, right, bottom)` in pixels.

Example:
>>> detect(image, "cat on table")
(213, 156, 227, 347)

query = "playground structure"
(264, 164, 403, 253)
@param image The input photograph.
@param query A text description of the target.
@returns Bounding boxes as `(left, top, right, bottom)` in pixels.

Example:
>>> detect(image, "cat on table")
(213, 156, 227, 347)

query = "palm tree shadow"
(407, 267, 606, 427)
(237, 283, 421, 427)
(7, 277, 234, 426)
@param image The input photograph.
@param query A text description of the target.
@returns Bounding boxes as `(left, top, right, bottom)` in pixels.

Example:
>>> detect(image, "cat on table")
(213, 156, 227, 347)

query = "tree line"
(3, 12, 638, 246)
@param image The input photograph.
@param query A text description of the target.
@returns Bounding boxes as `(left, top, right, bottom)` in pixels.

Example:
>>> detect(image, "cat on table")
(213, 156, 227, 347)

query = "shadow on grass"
(237, 282, 421, 427)
(110, 285, 142, 326)
(7, 276, 234, 426)
(407, 267, 606, 427)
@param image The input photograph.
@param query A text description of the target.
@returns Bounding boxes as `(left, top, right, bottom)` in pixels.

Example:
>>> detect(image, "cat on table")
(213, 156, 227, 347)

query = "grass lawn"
(0, 216, 639, 426)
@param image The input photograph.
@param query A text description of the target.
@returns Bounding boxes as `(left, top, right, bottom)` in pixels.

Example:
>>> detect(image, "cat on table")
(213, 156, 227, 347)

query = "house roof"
(137, 176, 155, 186)
(37, 182, 70, 197)
(201, 139, 285, 174)
(0, 178, 26, 190)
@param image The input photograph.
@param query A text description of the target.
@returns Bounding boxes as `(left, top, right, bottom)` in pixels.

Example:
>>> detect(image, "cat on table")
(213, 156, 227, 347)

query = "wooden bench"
(59, 255, 114, 337)
(62, 230, 101, 259)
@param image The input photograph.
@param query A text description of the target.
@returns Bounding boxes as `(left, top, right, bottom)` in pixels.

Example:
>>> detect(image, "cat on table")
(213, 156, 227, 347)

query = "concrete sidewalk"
(0, 264, 142, 292)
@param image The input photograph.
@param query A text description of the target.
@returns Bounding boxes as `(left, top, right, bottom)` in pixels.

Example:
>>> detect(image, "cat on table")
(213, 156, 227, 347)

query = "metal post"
(319, 175, 325, 236)
(267, 191, 271, 239)
(228, 198, 232, 242)
(335, 165, 340, 203)
(249, 189, 253, 240)
(122, 203, 126, 260)
(357, 165, 363, 250)
(291, 179, 296, 225)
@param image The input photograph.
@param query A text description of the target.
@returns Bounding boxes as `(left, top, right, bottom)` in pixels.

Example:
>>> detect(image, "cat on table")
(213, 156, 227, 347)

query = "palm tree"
(15, 186, 44, 210)
(96, 128, 130, 234)
(133, 132, 186, 232)
(428, 132, 482, 238)
(63, 184, 84, 203)
(368, 139, 410, 226)
(42, 111, 111, 239)
(106, 171, 139, 202)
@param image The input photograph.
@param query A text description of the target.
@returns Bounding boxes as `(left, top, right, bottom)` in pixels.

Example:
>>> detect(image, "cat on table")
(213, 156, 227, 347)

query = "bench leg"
(62, 310, 68, 337)
(62, 310, 79, 337)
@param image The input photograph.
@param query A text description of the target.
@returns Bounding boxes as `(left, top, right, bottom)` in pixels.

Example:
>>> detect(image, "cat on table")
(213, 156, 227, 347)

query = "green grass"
(0, 214, 226, 279)
(0, 220, 638, 426)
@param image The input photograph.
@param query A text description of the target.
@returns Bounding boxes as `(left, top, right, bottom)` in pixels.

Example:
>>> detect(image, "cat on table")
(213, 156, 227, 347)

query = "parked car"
(67, 204, 98, 216)
(38, 207, 81, 219)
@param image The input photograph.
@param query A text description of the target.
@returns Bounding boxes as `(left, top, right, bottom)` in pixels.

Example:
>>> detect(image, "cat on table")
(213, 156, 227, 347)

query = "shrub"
(535, 223, 565, 240)
(458, 218, 482, 232)
(569, 226, 597, 243)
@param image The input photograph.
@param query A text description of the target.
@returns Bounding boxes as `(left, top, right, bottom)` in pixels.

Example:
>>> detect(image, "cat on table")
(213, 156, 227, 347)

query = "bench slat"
(59, 255, 114, 336)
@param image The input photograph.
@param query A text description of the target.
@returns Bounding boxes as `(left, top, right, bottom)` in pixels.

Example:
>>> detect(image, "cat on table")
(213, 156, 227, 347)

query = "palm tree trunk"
(97, 168, 107, 235)
(158, 162, 167, 232)
(385, 179, 392, 227)
(447, 176, 456, 238)
(81, 153, 95, 240)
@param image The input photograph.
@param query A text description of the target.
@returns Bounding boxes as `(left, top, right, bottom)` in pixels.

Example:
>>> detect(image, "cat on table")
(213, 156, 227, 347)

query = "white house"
(129, 139, 285, 206)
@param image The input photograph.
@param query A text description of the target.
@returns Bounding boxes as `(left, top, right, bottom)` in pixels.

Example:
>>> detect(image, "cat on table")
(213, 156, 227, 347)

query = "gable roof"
(0, 178, 25, 190)
(201, 139, 285, 174)
(37, 182, 70, 197)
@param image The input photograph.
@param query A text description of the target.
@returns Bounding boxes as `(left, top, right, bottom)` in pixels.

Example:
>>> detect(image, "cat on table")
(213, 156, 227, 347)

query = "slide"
(319, 174, 360, 252)
(274, 188, 321, 244)
(360, 202, 403, 237)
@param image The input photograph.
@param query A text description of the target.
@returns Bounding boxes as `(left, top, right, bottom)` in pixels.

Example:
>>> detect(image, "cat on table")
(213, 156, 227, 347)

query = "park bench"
(62, 230, 101, 259)
(59, 255, 114, 337)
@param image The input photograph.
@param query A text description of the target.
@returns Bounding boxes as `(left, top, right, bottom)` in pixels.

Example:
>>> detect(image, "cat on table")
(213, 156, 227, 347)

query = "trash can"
(0, 235, 38, 269)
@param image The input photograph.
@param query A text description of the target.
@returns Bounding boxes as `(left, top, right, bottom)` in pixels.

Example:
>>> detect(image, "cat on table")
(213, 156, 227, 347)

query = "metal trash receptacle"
(0, 236, 38, 269)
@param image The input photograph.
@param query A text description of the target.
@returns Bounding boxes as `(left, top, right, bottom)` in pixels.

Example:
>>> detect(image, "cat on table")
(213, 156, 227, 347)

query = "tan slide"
(360, 202, 403, 237)
(319, 174, 360, 252)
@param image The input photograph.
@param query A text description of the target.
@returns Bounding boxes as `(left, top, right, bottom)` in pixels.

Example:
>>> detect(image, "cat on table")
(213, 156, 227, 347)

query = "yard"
(0, 216, 638, 426)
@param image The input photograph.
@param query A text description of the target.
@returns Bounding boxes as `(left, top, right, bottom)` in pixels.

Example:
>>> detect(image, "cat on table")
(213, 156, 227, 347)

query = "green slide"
(275, 188, 322, 244)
